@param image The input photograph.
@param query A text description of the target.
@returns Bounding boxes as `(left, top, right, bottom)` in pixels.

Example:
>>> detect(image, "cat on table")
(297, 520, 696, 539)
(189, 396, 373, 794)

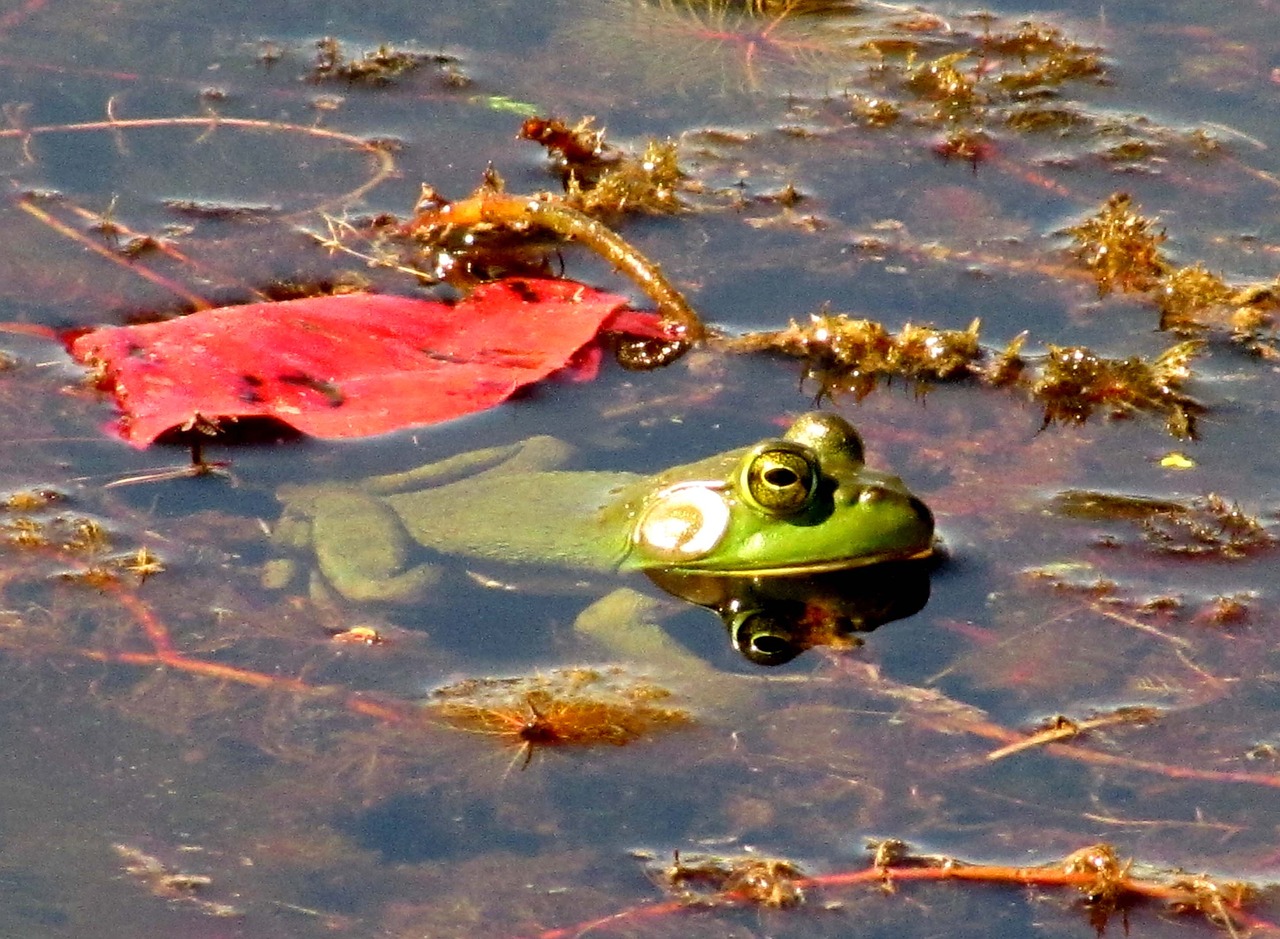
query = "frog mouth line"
(693, 544, 935, 578)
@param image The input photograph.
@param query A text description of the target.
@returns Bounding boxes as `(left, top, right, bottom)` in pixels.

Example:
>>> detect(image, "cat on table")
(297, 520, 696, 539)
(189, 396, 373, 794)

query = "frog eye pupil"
(764, 467, 798, 488)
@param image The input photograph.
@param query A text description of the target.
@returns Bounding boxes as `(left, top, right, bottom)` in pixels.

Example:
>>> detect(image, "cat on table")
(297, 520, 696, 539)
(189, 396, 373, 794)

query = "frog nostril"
(857, 487, 883, 505)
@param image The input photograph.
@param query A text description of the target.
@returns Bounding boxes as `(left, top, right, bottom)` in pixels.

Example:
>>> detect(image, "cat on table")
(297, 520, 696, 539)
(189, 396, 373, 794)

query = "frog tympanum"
(267, 412, 934, 665)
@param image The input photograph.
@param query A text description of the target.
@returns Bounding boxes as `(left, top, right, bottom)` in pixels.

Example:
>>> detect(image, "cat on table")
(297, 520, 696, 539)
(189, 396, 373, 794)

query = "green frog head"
(621, 412, 934, 576)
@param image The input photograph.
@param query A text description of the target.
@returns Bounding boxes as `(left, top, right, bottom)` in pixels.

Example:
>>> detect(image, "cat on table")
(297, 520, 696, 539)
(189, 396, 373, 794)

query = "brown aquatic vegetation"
(431, 668, 692, 765)
(654, 850, 805, 908)
(1067, 193, 1280, 355)
(988, 23, 1105, 90)
(728, 312, 984, 399)
(309, 37, 461, 86)
(1050, 489, 1275, 558)
(519, 116, 610, 170)
(1032, 340, 1202, 437)
(520, 115, 688, 216)
(565, 138, 685, 217)
(850, 14, 1110, 168)
(1158, 265, 1280, 342)
(905, 51, 980, 115)
(724, 313, 1202, 436)
(0, 506, 171, 581)
(538, 840, 1269, 937)
(3, 488, 62, 512)
(1068, 192, 1168, 296)
(1156, 262, 1233, 326)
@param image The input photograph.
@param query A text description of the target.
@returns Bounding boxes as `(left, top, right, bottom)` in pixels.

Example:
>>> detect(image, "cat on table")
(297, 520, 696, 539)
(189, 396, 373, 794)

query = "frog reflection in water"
(269, 413, 934, 665)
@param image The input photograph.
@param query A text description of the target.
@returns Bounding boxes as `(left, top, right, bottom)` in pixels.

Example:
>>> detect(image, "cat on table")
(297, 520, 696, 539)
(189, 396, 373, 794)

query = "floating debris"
(905, 52, 980, 115)
(1049, 489, 1275, 558)
(430, 667, 692, 764)
(1068, 192, 1168, 296)
(725, 314, 1201, 436)
(986, 706, 1161, 762)
(728, 312, 983, 400)
(1157, 263, 1233, 328)
(3, 488, 62, 512)
(565, 137, 685, 216)
(328, 624, 385, 645)
(520, 116, 686, 216)
(1032, 340, 1203, 438)
(1066, 194, 1280, 356)
(308, 37, 457, 86)
(519, 115, 611, 171)
(653, 850, 806, 908)
(396, 168, 705, 341)
(114, 844, 241, 918)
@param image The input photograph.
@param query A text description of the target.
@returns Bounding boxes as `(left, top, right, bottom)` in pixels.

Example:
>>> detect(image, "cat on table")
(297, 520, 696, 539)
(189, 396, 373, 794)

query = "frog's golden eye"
(739, 442, 818, 517)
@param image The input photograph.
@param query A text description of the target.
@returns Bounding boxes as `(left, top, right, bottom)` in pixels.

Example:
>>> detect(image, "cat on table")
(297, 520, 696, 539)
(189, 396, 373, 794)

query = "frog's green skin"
(270, 413, 934, 611)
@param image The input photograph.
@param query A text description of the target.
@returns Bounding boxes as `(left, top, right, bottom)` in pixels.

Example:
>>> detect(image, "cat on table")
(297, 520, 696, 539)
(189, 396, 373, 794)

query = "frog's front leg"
(575, 587, 718, 680)
(309, 490, 444, 603)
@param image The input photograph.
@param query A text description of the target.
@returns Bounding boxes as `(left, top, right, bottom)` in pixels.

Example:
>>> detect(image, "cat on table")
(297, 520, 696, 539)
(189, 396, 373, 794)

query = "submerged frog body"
(269, 412, 934, 662)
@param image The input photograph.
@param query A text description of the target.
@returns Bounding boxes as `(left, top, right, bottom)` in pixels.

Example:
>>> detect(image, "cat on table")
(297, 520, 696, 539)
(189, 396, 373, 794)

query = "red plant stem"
(95, 581, 418, 725)
(527, 861, 1278, 939)
(938, 708, 1280, 789)
(531, 900, 686, 939)
(0, 321, 60, 341)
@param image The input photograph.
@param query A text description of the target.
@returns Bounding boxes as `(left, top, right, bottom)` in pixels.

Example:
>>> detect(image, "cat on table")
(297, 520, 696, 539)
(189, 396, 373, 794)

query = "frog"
(266, 412, 934, 666)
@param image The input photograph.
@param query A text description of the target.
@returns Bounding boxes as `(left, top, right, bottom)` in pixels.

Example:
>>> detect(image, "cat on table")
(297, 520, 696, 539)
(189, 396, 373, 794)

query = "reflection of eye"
(729, 610, 801, 667)
(741, 442, 817, 517)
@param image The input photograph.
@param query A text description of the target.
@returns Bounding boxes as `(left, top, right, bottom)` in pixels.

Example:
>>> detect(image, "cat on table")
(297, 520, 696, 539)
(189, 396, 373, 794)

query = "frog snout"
(907, 494, 934, 532)
(851, 485, 934, 540)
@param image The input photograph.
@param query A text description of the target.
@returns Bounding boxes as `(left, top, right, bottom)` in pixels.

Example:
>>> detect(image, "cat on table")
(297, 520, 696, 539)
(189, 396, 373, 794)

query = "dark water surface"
(0, 0, 1278, 936)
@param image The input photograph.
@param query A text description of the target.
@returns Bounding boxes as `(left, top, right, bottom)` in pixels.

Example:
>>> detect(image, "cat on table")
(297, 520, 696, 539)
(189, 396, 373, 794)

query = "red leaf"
(70, 278, 655, 446)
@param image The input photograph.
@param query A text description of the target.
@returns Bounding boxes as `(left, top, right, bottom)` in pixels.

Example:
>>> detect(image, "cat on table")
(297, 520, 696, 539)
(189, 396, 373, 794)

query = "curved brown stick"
(411, 190, 707, 342)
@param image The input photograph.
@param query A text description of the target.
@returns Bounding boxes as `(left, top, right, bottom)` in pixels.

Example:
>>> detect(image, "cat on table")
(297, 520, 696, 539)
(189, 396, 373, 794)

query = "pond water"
(0, 1, 1279, 936)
